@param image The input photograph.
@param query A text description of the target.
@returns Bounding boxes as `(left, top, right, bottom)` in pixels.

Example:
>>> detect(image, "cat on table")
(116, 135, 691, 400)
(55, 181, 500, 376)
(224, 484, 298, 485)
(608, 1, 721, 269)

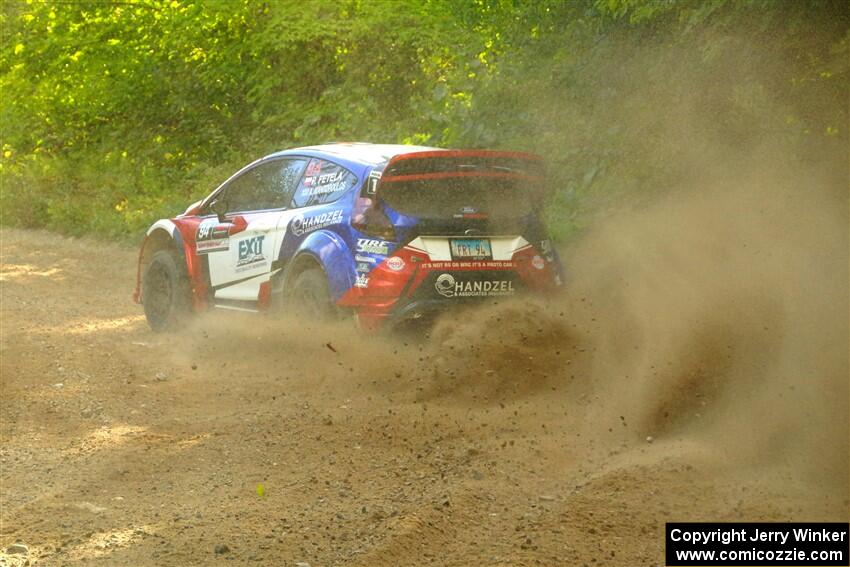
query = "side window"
(221, 158, 307, 212)
(290, 158, 358, 209)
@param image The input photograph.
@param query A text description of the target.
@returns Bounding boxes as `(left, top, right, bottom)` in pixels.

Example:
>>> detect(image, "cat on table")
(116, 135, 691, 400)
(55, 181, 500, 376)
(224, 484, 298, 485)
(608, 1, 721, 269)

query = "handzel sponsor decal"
(434, 273, 456, 297)
(196, 218, 229, 253)
(434, 273, 515, 298)
(290, 209, 344, 237)
(236, 235, 265, 272)
(356, 238, 390, 255)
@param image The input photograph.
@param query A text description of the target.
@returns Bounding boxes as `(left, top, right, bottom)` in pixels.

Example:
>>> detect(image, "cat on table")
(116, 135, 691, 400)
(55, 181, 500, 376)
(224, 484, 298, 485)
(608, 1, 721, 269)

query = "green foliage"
(1, 0, 846, 242)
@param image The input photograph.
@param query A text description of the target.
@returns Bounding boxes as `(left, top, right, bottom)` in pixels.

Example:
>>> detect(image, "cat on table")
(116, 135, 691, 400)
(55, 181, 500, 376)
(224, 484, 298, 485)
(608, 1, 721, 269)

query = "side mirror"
(210, 198, 229, 222)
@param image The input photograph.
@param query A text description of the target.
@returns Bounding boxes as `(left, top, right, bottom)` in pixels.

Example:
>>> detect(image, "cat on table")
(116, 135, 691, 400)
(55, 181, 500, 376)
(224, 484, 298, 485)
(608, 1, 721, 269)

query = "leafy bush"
(1, 0, 846, 242)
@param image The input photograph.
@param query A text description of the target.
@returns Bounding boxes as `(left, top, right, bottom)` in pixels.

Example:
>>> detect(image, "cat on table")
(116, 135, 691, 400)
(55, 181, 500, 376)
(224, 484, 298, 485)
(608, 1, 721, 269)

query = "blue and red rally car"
(133, 143, 563, 331)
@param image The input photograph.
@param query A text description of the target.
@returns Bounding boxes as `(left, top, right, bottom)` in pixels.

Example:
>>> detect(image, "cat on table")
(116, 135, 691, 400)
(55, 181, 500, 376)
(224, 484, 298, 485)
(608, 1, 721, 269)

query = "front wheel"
(142, 249, 192, 332)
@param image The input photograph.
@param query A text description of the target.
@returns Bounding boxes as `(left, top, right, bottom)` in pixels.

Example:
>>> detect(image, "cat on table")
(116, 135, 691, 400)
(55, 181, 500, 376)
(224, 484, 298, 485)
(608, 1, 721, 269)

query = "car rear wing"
(352, 149, 548, 234)
(371, 150, 547, 201)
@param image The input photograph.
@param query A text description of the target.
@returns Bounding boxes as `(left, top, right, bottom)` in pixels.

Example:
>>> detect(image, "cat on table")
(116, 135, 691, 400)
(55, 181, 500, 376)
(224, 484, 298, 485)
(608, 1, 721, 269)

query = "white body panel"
(406, 236, 529, 261)
(146, 219, 178, 237)
(204, 211, 289, 301)
(205, 204, 341, 302)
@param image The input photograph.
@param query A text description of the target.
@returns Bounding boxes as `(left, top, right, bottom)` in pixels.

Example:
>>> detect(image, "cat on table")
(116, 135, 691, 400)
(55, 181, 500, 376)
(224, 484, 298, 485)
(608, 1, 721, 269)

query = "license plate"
(449, 238, 492, 260)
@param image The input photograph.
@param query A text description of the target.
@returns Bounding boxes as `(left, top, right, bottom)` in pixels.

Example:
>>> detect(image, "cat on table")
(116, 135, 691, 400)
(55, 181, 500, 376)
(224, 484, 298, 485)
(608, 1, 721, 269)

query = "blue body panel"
(283, 224, 357, 301)
(269, 154, 393, 301)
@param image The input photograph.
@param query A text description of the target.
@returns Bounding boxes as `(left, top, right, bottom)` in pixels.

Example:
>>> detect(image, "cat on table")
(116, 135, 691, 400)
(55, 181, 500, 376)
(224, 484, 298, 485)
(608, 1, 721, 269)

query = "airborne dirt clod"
(1, 174, 847, 566)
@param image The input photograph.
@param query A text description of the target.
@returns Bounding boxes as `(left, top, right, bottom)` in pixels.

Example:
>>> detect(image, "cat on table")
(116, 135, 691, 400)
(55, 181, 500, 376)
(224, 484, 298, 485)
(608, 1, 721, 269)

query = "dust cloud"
(423, 160, 848, 501)
(190, 156, 848, 515)
(136, 72, 847, 560)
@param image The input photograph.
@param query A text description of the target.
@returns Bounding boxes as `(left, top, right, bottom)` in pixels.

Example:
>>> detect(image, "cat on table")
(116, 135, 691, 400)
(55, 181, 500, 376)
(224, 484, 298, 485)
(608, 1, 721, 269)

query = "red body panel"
(339, 242, 557, 329)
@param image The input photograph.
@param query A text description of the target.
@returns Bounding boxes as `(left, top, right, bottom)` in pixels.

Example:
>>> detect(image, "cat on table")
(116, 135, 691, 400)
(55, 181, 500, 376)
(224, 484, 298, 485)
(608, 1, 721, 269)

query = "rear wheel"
(143, 249, 192, 332)
(288, 267, 337, 320)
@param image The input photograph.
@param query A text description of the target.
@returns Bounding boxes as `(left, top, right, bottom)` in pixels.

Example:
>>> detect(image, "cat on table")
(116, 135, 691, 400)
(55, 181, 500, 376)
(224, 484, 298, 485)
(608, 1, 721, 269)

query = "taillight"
(351, 197, 396, 240)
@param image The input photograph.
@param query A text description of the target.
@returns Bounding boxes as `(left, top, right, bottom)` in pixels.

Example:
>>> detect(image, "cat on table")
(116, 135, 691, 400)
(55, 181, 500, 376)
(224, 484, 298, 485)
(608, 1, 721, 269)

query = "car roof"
(268, 142, 442, 168)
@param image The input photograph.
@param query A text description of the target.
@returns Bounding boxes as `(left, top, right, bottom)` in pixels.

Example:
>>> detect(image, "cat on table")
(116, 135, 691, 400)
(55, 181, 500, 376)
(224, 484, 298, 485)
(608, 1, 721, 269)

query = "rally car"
(133, 143, 563, 331)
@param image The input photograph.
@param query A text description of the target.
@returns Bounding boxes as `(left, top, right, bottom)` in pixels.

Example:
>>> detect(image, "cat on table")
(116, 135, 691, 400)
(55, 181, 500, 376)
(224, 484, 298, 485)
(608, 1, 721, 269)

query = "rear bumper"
(338, 237, 563, 331)
(353, 286, 561, 331)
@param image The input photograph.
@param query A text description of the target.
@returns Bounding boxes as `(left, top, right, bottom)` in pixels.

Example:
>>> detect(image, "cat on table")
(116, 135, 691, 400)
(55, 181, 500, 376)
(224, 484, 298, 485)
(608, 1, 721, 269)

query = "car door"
(204, 157, 307, 302)
(274, 156, 361, 273)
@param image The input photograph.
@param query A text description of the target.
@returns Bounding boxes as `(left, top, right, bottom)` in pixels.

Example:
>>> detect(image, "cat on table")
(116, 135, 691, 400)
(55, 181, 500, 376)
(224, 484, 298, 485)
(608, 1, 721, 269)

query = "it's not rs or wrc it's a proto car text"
(133, 143, 564, 331)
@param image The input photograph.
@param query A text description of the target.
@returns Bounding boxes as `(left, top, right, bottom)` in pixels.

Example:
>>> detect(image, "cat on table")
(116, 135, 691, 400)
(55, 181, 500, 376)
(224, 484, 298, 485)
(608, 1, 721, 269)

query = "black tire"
(288, 266, 337, 319)
(142, 249, 192, 332)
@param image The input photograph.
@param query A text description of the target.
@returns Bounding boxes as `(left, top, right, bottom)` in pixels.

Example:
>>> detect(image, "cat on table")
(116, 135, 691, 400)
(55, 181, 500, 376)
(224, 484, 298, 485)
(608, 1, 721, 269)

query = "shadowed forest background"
(1, 0, 847, 241)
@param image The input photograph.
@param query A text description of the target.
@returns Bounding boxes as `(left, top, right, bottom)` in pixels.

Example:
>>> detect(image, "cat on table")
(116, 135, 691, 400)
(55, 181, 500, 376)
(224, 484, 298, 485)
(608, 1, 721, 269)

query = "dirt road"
(1, 185, 847, 567)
